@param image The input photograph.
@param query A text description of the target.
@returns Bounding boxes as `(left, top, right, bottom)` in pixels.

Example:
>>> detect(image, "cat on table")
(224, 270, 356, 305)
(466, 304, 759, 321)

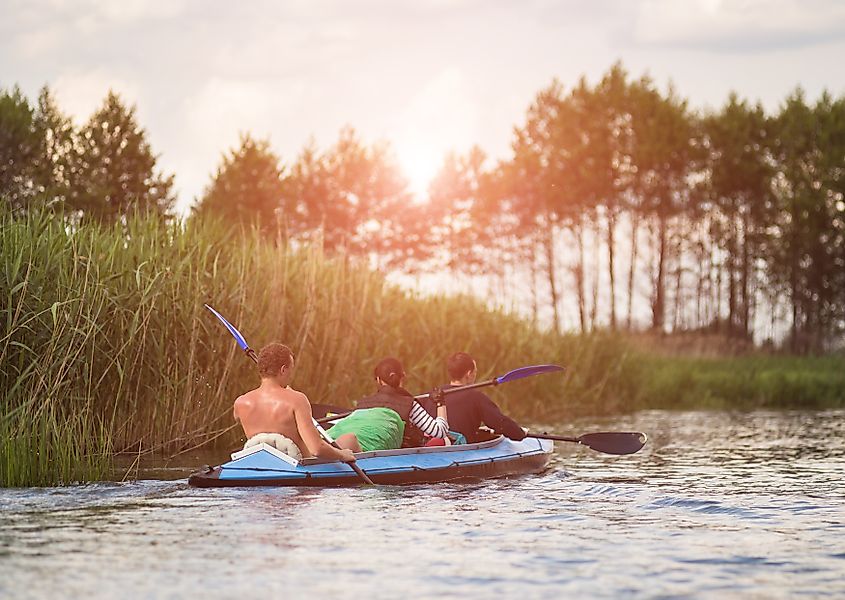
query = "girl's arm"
(409, 400, 449, 438)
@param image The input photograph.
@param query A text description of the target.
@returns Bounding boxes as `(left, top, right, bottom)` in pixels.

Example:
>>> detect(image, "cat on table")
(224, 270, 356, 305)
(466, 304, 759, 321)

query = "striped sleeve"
(409, 401, 449, 438)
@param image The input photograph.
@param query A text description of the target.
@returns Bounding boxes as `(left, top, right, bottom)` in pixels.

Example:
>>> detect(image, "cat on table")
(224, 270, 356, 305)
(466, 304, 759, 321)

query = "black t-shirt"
(425, 385, 526, 443)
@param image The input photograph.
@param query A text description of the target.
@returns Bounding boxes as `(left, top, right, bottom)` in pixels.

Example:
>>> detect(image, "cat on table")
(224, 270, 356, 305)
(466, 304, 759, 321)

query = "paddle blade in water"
(578, 432, 648, 455)
(495, 364, 565, 384)
(205, 304, 250, 351)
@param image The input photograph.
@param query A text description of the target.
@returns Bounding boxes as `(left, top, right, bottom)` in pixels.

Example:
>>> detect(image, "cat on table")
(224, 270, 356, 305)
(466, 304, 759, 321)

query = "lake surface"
(1, 410, 843, 599)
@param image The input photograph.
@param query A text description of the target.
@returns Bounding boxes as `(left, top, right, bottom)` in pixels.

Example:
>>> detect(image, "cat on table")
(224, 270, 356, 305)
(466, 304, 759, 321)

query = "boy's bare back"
(233, 385, 310, 456)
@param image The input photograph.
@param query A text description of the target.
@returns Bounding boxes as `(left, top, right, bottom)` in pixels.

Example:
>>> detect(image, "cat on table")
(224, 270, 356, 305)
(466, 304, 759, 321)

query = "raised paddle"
(529, 431, 648, 455)
(316, 364, 566, 424)
(204, 304, 374, 485)
(415, 364, 566, 400)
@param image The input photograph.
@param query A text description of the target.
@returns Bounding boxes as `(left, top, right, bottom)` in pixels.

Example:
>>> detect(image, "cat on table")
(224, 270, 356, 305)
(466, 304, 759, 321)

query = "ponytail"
(374, 357, 405, 389)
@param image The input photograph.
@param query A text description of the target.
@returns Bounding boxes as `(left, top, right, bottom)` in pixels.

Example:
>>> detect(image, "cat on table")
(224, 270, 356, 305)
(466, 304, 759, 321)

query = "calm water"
(1, 410, 843, 599)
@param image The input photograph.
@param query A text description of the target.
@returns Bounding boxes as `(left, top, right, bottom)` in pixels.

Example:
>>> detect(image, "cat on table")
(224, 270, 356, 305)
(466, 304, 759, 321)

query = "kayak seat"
(243, 433, 303, 461)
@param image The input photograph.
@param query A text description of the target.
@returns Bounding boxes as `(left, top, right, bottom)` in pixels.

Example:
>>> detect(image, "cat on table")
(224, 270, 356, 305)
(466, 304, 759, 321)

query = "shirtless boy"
(233, 342, 359, 461)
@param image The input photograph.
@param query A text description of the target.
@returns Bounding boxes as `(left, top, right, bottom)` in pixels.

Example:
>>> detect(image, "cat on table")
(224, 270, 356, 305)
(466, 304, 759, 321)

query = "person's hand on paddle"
(338, 448, 356, 462)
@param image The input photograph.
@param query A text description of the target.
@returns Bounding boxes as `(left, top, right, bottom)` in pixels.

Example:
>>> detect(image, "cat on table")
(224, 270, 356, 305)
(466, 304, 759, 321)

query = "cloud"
(7, 0, 190, 62)
(183, 77, 308, 149)
(168, 77, 308, 209)
(394, 67, 478, 147)
(52, 69, 141, 123)
(14, 25, 65, 58)
(634, 0, 845, 50)
(90, 0, 188, 23)
(14, 0, 189, 24)
(4, 0, 843, 213)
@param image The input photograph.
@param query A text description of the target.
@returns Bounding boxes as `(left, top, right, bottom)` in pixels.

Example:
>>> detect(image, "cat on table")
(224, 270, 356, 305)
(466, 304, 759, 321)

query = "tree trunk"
(695, 221, 706, 328)
(530, 241, 539, 325)
(740, 212, 750, 338)
(574, 219, 587, 333)
(590, 225, 600, 331)
(727, 220, 737, 336)
(790, 225, 800, 353)
(607, 210, 618, 330)
(747, 275, 756, 343)
(702, 233, 713, 328)
(715, 251, 723, 332)
(544, 220, 561, 333)
(673, 234, 684, 331)
(651, 214, 668, 331)
(696, 252, 704, 328)
(626, 213, 640, 330)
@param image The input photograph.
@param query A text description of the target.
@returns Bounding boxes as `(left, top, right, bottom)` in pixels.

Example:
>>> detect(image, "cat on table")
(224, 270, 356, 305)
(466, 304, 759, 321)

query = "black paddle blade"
(577, 432, 648, 455)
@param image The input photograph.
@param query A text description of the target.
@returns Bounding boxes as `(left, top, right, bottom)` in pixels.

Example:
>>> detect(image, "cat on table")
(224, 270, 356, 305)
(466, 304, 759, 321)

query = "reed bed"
(637, 355, 845, 410)
(1, 210, 843, 486)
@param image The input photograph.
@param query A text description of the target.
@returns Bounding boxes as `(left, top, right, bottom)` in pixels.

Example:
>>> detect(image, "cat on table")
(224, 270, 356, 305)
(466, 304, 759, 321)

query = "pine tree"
(33, 86, 76, 209)
(0, 86, 42, 210)
(72, 91, 174, 221)
(193, 134, 287, 234)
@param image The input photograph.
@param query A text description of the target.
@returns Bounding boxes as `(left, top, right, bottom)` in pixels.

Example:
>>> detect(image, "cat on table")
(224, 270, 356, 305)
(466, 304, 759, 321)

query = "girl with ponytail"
(326, 357, 449, 451)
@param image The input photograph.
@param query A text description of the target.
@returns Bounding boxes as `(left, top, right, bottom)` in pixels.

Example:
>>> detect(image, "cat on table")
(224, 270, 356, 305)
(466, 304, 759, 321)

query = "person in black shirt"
(429, 352, 526, 443)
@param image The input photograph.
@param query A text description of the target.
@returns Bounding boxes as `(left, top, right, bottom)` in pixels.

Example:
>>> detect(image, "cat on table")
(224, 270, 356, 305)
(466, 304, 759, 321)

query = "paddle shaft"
(414, 377, 500, 400)
(317, 369, 559, 424)
(315, 382, 498, 425)
(317, 411, 352, 425)
(414, 365, 562, 402)
(528, 431, 647, 455)
(221, 317, 374, 485)
(529, 433, 578, 443)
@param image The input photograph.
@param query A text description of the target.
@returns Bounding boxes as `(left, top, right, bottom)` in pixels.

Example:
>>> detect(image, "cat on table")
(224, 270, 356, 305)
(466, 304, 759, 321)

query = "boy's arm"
(478, 394, 526, 440)
(292, 393, 354, 461)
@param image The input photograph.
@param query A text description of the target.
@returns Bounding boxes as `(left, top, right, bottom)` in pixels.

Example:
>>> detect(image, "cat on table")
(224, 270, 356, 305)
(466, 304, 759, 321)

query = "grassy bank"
(2, 211, 843, 486)
(634, 355, 845, 411)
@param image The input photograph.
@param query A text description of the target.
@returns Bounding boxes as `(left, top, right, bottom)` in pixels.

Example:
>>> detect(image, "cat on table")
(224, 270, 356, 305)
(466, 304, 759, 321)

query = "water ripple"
(1, 409, 844, 599)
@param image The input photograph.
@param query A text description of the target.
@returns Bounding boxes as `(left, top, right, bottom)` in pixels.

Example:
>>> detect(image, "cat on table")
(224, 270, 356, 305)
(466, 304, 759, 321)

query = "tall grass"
(1, 210, 843, 486)
(636, 355, 845, 410)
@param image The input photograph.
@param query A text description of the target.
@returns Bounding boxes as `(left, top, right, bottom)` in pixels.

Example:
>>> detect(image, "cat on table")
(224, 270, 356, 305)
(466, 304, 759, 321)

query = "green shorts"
(326, 407, 405, 452)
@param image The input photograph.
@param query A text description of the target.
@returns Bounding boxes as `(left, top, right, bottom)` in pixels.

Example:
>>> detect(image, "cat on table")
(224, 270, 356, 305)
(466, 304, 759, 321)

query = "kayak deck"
(188, 435, 554, 487)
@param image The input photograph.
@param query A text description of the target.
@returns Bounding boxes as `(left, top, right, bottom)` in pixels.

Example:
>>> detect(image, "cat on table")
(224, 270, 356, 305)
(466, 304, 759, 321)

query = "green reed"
(635, 355, 845, 410)
(1, 209, 842, 486)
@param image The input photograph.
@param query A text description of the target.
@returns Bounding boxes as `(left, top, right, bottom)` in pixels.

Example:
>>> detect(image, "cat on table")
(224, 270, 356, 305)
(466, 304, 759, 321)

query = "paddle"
(415, 364, 566, 400)
(529, 431, 648, 455)
(316, 364, 566, 424)
(204, 304, 374, 485)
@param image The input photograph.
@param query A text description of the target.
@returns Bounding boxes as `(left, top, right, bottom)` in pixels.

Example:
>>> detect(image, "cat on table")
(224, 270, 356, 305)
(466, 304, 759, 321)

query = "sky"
(3, 0, 845, 213)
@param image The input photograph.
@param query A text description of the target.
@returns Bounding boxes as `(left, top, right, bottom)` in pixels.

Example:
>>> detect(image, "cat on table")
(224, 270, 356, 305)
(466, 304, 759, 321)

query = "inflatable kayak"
(188, 435, 554, 487)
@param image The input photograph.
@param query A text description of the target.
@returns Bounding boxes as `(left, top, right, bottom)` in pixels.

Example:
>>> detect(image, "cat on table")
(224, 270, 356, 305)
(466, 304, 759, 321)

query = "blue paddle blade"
(204, 304, 250, 351)
(495, 364, 565, 384)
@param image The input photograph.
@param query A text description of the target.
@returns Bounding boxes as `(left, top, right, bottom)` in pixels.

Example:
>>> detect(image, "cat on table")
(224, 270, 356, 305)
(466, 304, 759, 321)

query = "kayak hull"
(188, 435, 553, 488)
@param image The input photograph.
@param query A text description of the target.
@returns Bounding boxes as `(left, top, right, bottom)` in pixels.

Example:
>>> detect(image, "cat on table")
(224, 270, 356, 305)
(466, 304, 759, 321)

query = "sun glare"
(396, 142, 440, 201)
(392, 68, 477, 202)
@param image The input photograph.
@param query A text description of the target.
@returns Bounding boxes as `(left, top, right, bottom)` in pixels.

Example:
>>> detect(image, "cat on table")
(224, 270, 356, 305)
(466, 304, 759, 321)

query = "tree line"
(1, 87, 173, 220)
(2, 63, 844, 352)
